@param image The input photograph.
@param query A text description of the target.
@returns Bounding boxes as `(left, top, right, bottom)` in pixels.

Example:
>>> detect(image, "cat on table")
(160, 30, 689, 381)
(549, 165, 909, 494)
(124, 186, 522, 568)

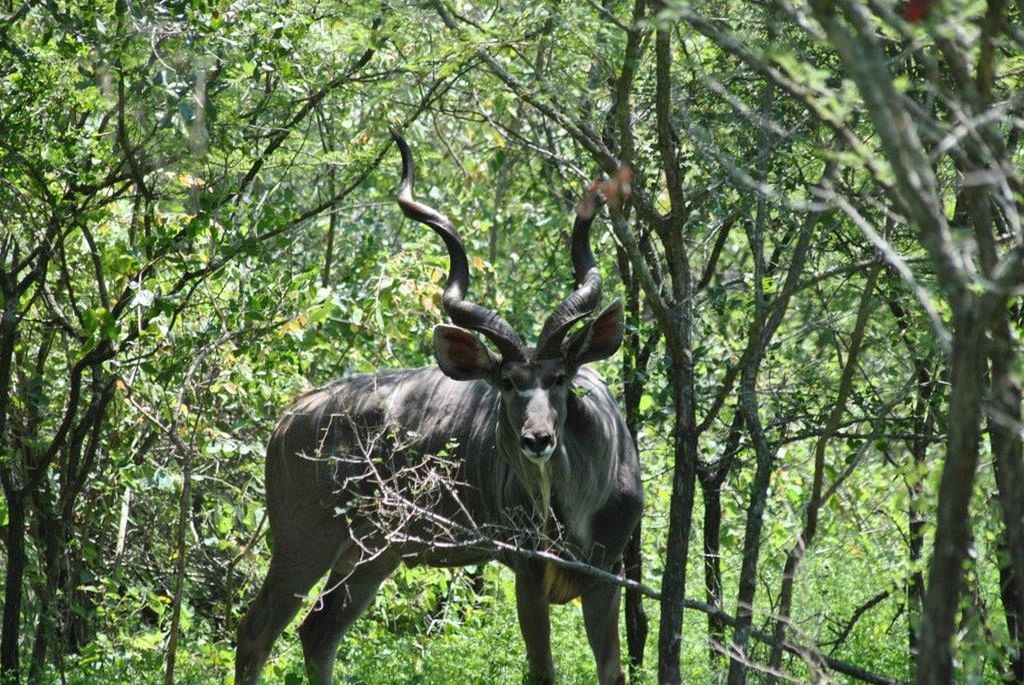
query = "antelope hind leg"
(299, 552, 399, 684)
(234, 540, 345, 684)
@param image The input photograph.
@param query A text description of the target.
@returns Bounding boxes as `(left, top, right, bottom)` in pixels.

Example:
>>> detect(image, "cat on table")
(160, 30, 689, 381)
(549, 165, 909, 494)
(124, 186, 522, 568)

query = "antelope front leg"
(515, 569, 556, 683)
(582, 580, 625, 685)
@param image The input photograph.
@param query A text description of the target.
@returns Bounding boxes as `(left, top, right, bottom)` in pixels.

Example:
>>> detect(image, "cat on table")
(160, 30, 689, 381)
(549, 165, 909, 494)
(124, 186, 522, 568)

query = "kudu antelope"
(235, 132, 642, 685)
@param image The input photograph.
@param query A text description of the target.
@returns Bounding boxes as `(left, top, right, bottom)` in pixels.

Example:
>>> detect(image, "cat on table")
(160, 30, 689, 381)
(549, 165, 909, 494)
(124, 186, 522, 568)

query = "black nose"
(521, 432, 553, 454)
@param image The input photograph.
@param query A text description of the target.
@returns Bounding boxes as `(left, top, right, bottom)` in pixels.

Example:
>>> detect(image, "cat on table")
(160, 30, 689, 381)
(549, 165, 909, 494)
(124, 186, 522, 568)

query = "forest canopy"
(1, 0, 1022, 683)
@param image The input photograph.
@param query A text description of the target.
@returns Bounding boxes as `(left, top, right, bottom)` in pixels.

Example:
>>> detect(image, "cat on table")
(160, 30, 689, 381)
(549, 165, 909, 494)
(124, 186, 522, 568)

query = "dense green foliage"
(1, 1, 1022, 683)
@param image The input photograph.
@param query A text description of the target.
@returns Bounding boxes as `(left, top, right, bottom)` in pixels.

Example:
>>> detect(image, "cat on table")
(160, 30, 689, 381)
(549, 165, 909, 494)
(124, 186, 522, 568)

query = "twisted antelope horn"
(391, 128, 525, 361)
(535, 170, 631, 361)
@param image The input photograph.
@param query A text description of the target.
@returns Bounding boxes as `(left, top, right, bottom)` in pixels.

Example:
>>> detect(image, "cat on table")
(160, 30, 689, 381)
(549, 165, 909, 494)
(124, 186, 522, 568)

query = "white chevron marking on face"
(521, 443, 556, 463)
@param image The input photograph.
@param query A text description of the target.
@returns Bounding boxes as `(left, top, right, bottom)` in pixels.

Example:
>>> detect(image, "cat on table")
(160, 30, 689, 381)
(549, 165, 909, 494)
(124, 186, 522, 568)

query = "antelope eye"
(501, 377, 514, 391)
(555, 374, 566, 386)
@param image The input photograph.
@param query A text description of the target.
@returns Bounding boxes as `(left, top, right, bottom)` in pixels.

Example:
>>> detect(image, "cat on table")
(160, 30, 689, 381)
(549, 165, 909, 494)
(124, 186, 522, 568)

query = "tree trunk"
(917, 307, 986, 683)
(28, 511, 60, 684)
(996, 534, 1024, 683)
(907, 441, 927, 662)
(725, 403, 774, 685)
(989, 307, 1024, 664)
(697, 414, 742, 666)
(885, 289, 934, 664)
(616, 224, 653, 678)
(623, 524, 647, 676)
(657, 353, 699, 685)
(701, 479, 725, 660)
(1, 482, 26, 681)
(990, 307, 1024, 683)
(0, 278, 24, 680)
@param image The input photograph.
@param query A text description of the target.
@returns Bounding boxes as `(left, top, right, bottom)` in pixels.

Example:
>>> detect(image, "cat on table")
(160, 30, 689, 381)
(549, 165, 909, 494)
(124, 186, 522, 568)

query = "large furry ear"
(433, 324, 499, 381)
(563, 300, 624, 366)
